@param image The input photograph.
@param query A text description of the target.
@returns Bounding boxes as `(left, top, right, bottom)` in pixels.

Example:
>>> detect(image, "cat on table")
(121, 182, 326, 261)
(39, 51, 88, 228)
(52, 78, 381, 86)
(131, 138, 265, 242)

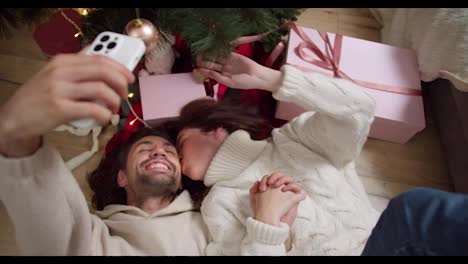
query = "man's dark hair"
(87, 123, 178, 210)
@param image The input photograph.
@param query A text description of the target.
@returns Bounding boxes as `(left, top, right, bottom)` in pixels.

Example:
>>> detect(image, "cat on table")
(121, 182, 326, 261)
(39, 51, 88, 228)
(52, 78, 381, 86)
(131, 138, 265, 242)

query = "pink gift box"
(139, 73, 208, 126)
(275, 25, 426, 144)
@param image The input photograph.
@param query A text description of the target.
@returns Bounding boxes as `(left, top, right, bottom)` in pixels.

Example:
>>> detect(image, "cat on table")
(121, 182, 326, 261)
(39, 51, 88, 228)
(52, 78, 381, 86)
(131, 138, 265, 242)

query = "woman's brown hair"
(177, 97, 273, 208)
(178, 97, 272, 140)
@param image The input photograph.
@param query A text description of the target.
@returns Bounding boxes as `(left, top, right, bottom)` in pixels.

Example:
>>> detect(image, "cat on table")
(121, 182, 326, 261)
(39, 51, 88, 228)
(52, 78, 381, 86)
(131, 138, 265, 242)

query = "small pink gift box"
(275, 25, 426, 144)
(139, 73, 208, 126)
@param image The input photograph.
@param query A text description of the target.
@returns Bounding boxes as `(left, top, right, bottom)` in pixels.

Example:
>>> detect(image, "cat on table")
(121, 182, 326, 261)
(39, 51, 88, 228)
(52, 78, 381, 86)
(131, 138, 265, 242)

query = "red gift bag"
(33, 9, 83, 56)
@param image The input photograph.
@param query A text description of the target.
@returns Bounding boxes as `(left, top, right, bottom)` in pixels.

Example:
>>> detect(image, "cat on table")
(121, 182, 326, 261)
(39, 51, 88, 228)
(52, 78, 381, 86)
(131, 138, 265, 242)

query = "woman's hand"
(249, 173, 305, 226)
(195, 52, 282, 93)
(257, 172, 304, 228)
(249, 173, 305, 252)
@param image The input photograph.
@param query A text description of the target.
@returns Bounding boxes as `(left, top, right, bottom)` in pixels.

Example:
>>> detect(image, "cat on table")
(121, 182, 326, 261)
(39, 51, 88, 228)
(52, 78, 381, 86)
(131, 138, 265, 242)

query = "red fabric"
(172, 33, 194, 74)
(215, 43, 254, 100)
(173, 33, 186, 51)
(235, 43, 279, 126)
(133, 62, 146, 76)
(217, 42, 281, 137)
(33, 9, 82, 56)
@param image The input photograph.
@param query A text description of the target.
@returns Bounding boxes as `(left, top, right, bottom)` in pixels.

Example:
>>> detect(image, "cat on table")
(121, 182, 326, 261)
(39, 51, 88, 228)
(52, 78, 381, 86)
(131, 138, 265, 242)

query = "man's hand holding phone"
(0, 32, 141, 158)
(69, 32, 145, 128)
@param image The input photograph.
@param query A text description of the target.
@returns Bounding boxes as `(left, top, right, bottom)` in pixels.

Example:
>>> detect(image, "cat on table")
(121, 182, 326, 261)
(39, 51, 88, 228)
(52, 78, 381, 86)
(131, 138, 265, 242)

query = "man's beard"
(135, 158, 178, 197)
(136, 171, 177, 197)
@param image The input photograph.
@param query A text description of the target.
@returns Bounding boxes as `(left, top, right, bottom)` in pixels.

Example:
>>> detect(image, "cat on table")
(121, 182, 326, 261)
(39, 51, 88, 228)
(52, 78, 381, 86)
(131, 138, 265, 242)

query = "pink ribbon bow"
(234, 21, 422, 96)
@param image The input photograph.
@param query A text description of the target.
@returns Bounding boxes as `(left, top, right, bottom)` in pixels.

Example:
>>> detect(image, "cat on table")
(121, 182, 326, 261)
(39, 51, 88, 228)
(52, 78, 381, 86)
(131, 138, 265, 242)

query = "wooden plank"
(360, 175, 452, 199)
(338, 13, 382, 30)
(357, 125, 451, 188)
(0, 54, 46, 84)
(314, 8, 375, 17)
(297, 9, 339, 25)
(337, 24, 381, 42)
(297, 9, 339, 33)
(0, 27, 48, 61)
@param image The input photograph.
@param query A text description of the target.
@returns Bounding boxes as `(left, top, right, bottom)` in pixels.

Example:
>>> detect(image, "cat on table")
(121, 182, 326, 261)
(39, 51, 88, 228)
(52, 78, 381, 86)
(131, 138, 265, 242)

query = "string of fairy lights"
(59, 8, 95, 38)
(59, 8, 147, 127)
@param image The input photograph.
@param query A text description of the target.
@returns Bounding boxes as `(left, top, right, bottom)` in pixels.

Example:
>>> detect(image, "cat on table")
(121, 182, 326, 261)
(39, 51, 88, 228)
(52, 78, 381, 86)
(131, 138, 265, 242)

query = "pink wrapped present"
(274, 24, 425, 144)
(139, 73, 208, 126)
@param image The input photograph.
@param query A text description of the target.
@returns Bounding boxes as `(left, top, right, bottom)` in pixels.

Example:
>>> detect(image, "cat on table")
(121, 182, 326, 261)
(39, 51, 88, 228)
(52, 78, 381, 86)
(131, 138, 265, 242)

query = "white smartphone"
(69, 31, 146, 129)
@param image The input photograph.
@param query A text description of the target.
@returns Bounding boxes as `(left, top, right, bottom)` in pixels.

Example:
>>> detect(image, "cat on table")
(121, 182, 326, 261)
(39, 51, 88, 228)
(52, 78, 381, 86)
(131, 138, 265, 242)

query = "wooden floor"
(0, 8, 452, 255)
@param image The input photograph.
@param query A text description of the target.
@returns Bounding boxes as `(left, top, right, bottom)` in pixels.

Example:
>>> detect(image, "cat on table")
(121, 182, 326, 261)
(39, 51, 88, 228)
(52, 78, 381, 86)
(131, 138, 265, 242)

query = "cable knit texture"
(202, 65, 380, 255)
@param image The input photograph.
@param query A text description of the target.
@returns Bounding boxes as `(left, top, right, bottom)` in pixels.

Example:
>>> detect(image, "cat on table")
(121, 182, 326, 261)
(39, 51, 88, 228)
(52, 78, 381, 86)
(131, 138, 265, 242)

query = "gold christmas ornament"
(125, 9, 175, 76)
(125, 18, 160, 49)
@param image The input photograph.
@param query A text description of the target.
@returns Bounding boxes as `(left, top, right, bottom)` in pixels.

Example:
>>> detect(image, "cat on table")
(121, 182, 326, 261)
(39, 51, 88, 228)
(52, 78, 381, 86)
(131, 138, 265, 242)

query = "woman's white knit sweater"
(201, 65, 380, 256)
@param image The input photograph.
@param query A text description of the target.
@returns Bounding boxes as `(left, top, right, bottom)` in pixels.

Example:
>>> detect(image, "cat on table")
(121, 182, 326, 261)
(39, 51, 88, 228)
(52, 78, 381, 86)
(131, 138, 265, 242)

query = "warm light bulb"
(128, 93, 134, 98)
(130, 118, 137, 126)
(75, 8, 89, 16)
(74, 32, 81, 38)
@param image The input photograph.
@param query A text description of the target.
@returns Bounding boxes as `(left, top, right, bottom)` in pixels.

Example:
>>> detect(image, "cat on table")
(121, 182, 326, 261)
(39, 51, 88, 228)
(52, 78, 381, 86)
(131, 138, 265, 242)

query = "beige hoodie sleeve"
(273, 65, 376, 168)
(0, 144, 93, 255)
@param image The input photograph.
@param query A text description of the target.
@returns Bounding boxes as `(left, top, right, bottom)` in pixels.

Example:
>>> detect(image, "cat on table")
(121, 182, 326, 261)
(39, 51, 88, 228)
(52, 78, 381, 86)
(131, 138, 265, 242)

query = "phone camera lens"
(107, 42, 117, 50)
(93, 44, 103, 52)
(100, 35, 110, 42)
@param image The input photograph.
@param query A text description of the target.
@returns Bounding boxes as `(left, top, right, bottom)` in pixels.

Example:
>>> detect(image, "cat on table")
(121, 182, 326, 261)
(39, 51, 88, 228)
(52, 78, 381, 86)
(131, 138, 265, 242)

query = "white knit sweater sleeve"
(273, 65, 376, 168)
(0, 144, 93, 255)
(241, 217, 290, 255)
(202, 188, 290, 256)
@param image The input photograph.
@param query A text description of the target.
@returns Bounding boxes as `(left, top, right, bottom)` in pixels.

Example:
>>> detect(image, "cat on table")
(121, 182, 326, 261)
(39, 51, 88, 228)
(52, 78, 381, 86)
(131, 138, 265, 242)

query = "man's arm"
(0, 144, 95, 255)
(0, 52, 134, 255)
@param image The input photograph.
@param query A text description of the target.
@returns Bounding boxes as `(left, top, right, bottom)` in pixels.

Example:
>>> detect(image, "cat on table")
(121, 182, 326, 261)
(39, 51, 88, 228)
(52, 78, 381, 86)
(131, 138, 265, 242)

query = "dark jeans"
(362, 188, 468, 256)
